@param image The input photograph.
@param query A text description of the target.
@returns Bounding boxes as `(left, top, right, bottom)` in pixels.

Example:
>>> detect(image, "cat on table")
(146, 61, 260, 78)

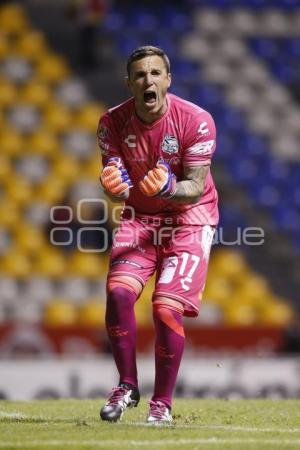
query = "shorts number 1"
(179, 252, 200, 291)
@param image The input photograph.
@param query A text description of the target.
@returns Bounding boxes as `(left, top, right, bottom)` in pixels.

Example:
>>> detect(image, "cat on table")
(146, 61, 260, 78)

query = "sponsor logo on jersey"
(124, 134, 137, 148)
(162, 135, 179, 154)
(187, 140, 215, 155)
(113, 242, 145, 253)
(198, 121, 209, 135)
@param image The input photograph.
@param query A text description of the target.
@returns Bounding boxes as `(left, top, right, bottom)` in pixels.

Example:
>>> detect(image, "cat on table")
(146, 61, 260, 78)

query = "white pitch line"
(1, 413, 300, 434)
(0, 412, 28, 419)
(0, 439, 300, 447)
(121, 422, 300, 433)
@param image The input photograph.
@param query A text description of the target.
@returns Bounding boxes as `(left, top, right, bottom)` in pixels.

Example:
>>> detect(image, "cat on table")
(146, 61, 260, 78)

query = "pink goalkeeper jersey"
(97, 93, 219, 226)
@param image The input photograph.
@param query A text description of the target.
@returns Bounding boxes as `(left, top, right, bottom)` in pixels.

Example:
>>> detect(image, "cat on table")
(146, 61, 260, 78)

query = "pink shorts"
(108, 218, 215, 317)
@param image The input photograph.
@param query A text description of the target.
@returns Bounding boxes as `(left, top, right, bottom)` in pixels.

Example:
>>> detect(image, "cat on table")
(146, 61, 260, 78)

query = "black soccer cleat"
(100, 382, 140, 422)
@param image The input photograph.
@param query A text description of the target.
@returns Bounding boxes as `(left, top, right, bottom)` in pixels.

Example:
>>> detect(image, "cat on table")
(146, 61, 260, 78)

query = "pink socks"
(105, 287, 138, 387)
(151, 303, 185, 409)
(106, 287, 185, 407)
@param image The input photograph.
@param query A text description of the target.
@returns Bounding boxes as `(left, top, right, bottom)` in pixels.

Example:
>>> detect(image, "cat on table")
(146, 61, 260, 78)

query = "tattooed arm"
(171, 165, 209, 204)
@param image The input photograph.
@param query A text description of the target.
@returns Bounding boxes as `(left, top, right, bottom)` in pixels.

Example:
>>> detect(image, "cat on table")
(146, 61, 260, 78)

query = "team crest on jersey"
(162, 135, 179, 154)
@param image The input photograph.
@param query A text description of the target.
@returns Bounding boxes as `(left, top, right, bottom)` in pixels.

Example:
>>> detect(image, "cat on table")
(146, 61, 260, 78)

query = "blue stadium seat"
(242, 0, 270, 8)
(169, 83, 192, 101)
(171, 58, 199, 82)
(238, 132, 270, 158)
(249, 183, 281, 209)
(148, 34, 177, 59)
(125, 8, 158, 32)
(218, 205, 247, 230)
(216, 133, 236, 160)
(263, 159, 292, 184)
(158, 7, 190, 33)
(226, 156, 260, 186)
(219, 107, 247, 134)
(272, 0, 300, 9)
(280, 166, 300, 204)
(192, 85, 224, 109)
(196, 0, 235, 8)
(117, 35, 142, 56)
(285, 39, 300, 58)
(249, 38, 280, 61)
(272, 205, 300, 234)
(103, 10, 125, 32)
(270, 60, 298, 84)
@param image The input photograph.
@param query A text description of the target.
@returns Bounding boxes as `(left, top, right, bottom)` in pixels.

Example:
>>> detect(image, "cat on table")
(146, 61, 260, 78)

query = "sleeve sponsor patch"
(97, 138, 109, 155)
(97, 124, 109, 139)
(186, 140, 215, 155)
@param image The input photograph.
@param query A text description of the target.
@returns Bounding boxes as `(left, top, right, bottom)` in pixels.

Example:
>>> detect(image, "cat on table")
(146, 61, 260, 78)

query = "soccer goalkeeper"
(97, 46, 219, 424)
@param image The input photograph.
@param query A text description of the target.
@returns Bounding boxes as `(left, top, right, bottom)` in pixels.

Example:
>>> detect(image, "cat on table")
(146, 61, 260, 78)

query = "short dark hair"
(126, 46, 171, 77)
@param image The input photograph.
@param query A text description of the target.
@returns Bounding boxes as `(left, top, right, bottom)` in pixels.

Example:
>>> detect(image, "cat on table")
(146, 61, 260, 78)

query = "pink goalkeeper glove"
(139, 159, 177, 199)
(100, 157, 133, 198)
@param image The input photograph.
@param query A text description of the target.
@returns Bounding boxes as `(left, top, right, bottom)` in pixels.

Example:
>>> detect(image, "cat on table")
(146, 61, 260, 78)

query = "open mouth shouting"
(144, 90, 157, 106)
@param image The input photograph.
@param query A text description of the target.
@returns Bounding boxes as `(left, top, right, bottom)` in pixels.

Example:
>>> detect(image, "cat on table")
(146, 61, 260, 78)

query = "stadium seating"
(0, 2, 298, 334)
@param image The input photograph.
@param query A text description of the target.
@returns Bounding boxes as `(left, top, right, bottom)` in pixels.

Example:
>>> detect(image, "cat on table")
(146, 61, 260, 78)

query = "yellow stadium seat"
(67, 251, 107, 279)
(203, 275, 234, 306)
(0, 154, 11, 181)
(134, 277, 153, 325)
(33, 247, 67, 278)
(44, 102, 73, 133)
(53, 155, 80, 182)
(0, 34, 9, 60)
(210, 249, 249, 284)
(75, 103, 106, 131)
(44, 299, 78, 326)
(138, 275, 155, 303)
(20, 79, 51, 108)
(0, 4, 29, 35)
(78, 300, 106, 327)
(14, 224, 47, 255)
(223, 302, 258, 326)
(135, 300, 152, 325)
(27, 129, 59, 156)
(0, 200, 20, 227)
(0, 79, 18, 108)
(259, 299, 294, 326)
(0, 128, 23, 156)
(5, 177, 33, 206)
(33, 175, 67, 203)
(236, 274, 273, 307)
(14, 31, 48, 62)
(81, 157, 101, 179)
(37, 53, 70, 84)
(0, 249, 32, 278)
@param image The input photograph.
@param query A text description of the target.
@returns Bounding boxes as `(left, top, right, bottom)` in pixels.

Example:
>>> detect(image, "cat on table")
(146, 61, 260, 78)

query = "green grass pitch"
(1, 399, 300, 449)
